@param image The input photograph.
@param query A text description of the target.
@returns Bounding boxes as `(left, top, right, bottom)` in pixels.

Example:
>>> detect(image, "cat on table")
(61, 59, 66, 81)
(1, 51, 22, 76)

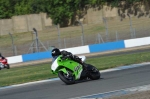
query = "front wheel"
(58, 71, 75, 85)
(87, 64, 100, 80)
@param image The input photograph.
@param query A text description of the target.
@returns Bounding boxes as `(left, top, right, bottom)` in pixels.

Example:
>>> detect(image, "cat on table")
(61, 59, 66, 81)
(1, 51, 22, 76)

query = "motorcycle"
(51, 55, 100, 85)
(0, 58, 10, 70)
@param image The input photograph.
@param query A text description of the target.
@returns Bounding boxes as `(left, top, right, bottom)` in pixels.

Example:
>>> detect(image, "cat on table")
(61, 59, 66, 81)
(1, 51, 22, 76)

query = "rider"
(51, 48, 85, 67)
(0, 53, 7, 68)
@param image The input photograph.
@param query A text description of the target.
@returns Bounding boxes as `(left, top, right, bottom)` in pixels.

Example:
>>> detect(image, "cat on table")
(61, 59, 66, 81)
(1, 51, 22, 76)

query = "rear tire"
(87, 64, 100, 80)
(58, 71, 75, 85)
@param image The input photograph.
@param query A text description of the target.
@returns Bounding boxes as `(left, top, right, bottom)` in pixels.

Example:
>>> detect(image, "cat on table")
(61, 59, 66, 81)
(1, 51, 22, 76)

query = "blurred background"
(2, 16, 150, 57)
(1, 0, 150, 57)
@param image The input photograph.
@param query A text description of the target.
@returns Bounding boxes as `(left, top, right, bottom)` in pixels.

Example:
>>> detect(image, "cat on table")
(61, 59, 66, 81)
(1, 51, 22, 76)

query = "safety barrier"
(89, 40, 125, 53)
(6, 36, 150, 64)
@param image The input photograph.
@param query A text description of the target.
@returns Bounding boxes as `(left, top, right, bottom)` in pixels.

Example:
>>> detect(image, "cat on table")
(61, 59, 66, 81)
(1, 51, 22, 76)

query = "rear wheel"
(58, 71, 75, 85)
(87, 64, 100, 80)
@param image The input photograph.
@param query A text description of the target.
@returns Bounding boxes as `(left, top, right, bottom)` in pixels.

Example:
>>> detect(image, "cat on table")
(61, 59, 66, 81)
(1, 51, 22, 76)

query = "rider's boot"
(81, 62, 88, 70)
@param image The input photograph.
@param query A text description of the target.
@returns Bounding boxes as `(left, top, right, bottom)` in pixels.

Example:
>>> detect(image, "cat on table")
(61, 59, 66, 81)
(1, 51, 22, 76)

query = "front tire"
(58, 71, 75, 85)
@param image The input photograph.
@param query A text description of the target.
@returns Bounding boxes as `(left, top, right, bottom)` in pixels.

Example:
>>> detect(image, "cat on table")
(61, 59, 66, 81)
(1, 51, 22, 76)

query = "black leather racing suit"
(61, 50, 84, 65)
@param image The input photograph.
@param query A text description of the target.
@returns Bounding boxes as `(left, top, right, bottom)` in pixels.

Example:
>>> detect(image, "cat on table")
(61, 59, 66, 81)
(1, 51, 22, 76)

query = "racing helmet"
(51, 48, 61, 58)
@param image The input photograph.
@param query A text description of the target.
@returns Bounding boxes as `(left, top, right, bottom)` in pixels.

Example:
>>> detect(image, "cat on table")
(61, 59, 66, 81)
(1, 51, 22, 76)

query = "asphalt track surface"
(1, 46, 150, 99)
(0, 64, 150, 99)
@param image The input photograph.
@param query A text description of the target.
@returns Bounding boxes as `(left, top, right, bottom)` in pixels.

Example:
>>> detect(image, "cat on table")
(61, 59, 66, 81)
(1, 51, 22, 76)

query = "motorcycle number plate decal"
(74, 65, 81, 71)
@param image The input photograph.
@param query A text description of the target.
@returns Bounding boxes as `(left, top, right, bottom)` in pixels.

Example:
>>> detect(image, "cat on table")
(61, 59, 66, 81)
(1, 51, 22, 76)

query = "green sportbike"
(51, 55, 100, 85)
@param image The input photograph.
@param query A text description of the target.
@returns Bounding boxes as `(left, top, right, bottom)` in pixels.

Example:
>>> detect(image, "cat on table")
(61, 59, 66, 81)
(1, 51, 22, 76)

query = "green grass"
(0, 64, 56, 87)
(0, 51, 150, 87)
(87, 52, 150, 70)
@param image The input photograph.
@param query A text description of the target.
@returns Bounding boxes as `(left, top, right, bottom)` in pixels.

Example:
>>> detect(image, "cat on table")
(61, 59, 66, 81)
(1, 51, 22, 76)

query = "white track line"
(72, 84, 150, 99)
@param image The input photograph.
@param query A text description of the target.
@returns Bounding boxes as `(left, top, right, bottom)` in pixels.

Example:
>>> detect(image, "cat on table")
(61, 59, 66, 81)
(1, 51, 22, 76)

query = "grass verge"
(0, 51, 150, 87)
